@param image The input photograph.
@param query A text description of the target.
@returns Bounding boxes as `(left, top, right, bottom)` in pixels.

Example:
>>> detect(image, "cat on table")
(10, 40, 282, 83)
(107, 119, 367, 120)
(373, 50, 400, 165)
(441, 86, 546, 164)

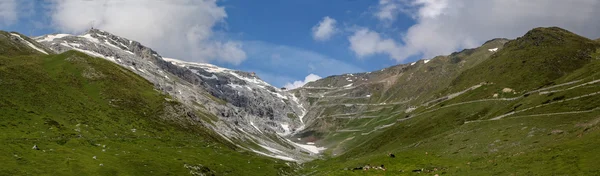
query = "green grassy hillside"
(298, 27, 600, 175)
(448, 27, 599, 94)
(0, 31, 52, 56)
(293, 38, 509, 158)
(0, 34, 293, 175)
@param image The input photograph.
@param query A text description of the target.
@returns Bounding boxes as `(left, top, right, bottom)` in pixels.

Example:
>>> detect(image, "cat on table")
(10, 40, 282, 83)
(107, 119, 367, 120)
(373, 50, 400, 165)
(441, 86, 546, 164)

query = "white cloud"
(0, 0, 17, 26)
(375, 0, 449, 21)
(363, 0, 600, 62)
(48, 0, 246, 65)
(312, 16, 337, 41)
(413, 0, 448, 19)
(348, 28, 403, 60)
(375, 0, 399, 21)
(284, 74, 322, 90)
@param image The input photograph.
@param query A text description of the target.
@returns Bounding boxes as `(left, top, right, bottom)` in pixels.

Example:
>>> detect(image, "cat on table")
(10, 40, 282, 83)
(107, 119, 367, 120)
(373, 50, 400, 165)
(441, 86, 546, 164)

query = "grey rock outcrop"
(35, 29, 315, 161)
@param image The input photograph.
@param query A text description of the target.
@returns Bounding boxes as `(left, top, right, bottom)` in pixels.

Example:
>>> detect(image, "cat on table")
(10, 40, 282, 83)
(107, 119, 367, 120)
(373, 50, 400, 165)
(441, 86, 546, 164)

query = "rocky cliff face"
(35, 29, 316, 161)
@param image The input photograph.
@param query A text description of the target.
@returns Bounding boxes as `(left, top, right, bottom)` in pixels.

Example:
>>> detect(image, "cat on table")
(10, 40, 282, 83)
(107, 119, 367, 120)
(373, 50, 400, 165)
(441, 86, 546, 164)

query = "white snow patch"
(96, 33, 108, 39)
(81, 34, 100, 43)
(488, 48, 498, 52)
(410, 62, 416, 66)
(36, 34, 71, 42)
(279, 123, 291, 136)
(307, 142, 315, 145)
(111, 38, 129, 49)
(343, 83, 353, 87)
(366, 94, 371, 98)
(199, 74, 218, 80)
(285, 139, 326, 154)
(229, 71, 271, 86)
(250, 149, 297, 161)
(104, 41, 122, 50)
(250, 122, 262, 133)
(290, 94, 307, 124)
(271, 92, 288, 100)
(424, 59, 431, 64)
(228, 83, 243, 89)
(258, 144, 284, 154)
(69, 43, 81, 47)
(70, 47, 116, 63)
(236, 127, 252, 136)
(273, 155, 296, 161)
(163, 57, 228, 73)
(10, 33, 48, 54)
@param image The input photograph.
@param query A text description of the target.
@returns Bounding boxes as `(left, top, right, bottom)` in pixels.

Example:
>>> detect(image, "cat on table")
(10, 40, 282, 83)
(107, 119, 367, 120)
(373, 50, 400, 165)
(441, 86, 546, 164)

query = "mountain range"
(1, 27, 600, 175)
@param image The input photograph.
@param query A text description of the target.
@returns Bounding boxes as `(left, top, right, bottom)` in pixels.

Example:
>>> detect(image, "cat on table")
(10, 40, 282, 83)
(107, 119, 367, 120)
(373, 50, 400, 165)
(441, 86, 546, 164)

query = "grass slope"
(449, 27, 599, 94)
(298, 27, 600, 175)
(0, 31, 50, 56)
(294, 38, 508, 157)
(0, 47, 293, 175)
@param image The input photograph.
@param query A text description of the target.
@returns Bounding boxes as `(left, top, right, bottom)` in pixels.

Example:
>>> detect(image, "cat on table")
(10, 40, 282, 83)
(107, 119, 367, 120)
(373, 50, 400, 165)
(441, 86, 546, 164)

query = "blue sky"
(2, 0, 600, 88)
(215, 0, 412, 87)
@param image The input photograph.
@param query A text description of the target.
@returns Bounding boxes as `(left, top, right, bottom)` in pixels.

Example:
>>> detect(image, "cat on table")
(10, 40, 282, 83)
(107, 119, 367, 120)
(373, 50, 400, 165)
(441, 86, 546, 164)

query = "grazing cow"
(351, 167, 363, 171)
(388, 153, 395, 158)
(363, 164, 371, 170)
(412, 169, 423, 173)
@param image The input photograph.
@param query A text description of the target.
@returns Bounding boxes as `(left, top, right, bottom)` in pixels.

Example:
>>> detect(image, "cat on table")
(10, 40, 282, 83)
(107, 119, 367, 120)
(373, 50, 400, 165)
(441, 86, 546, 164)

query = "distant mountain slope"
(0, 35, 294, 175)
(0, 31, 53, 56)
(448, 27, 600, 94)
(291, 36, 510, 156)
(297, 27, 600, 175)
